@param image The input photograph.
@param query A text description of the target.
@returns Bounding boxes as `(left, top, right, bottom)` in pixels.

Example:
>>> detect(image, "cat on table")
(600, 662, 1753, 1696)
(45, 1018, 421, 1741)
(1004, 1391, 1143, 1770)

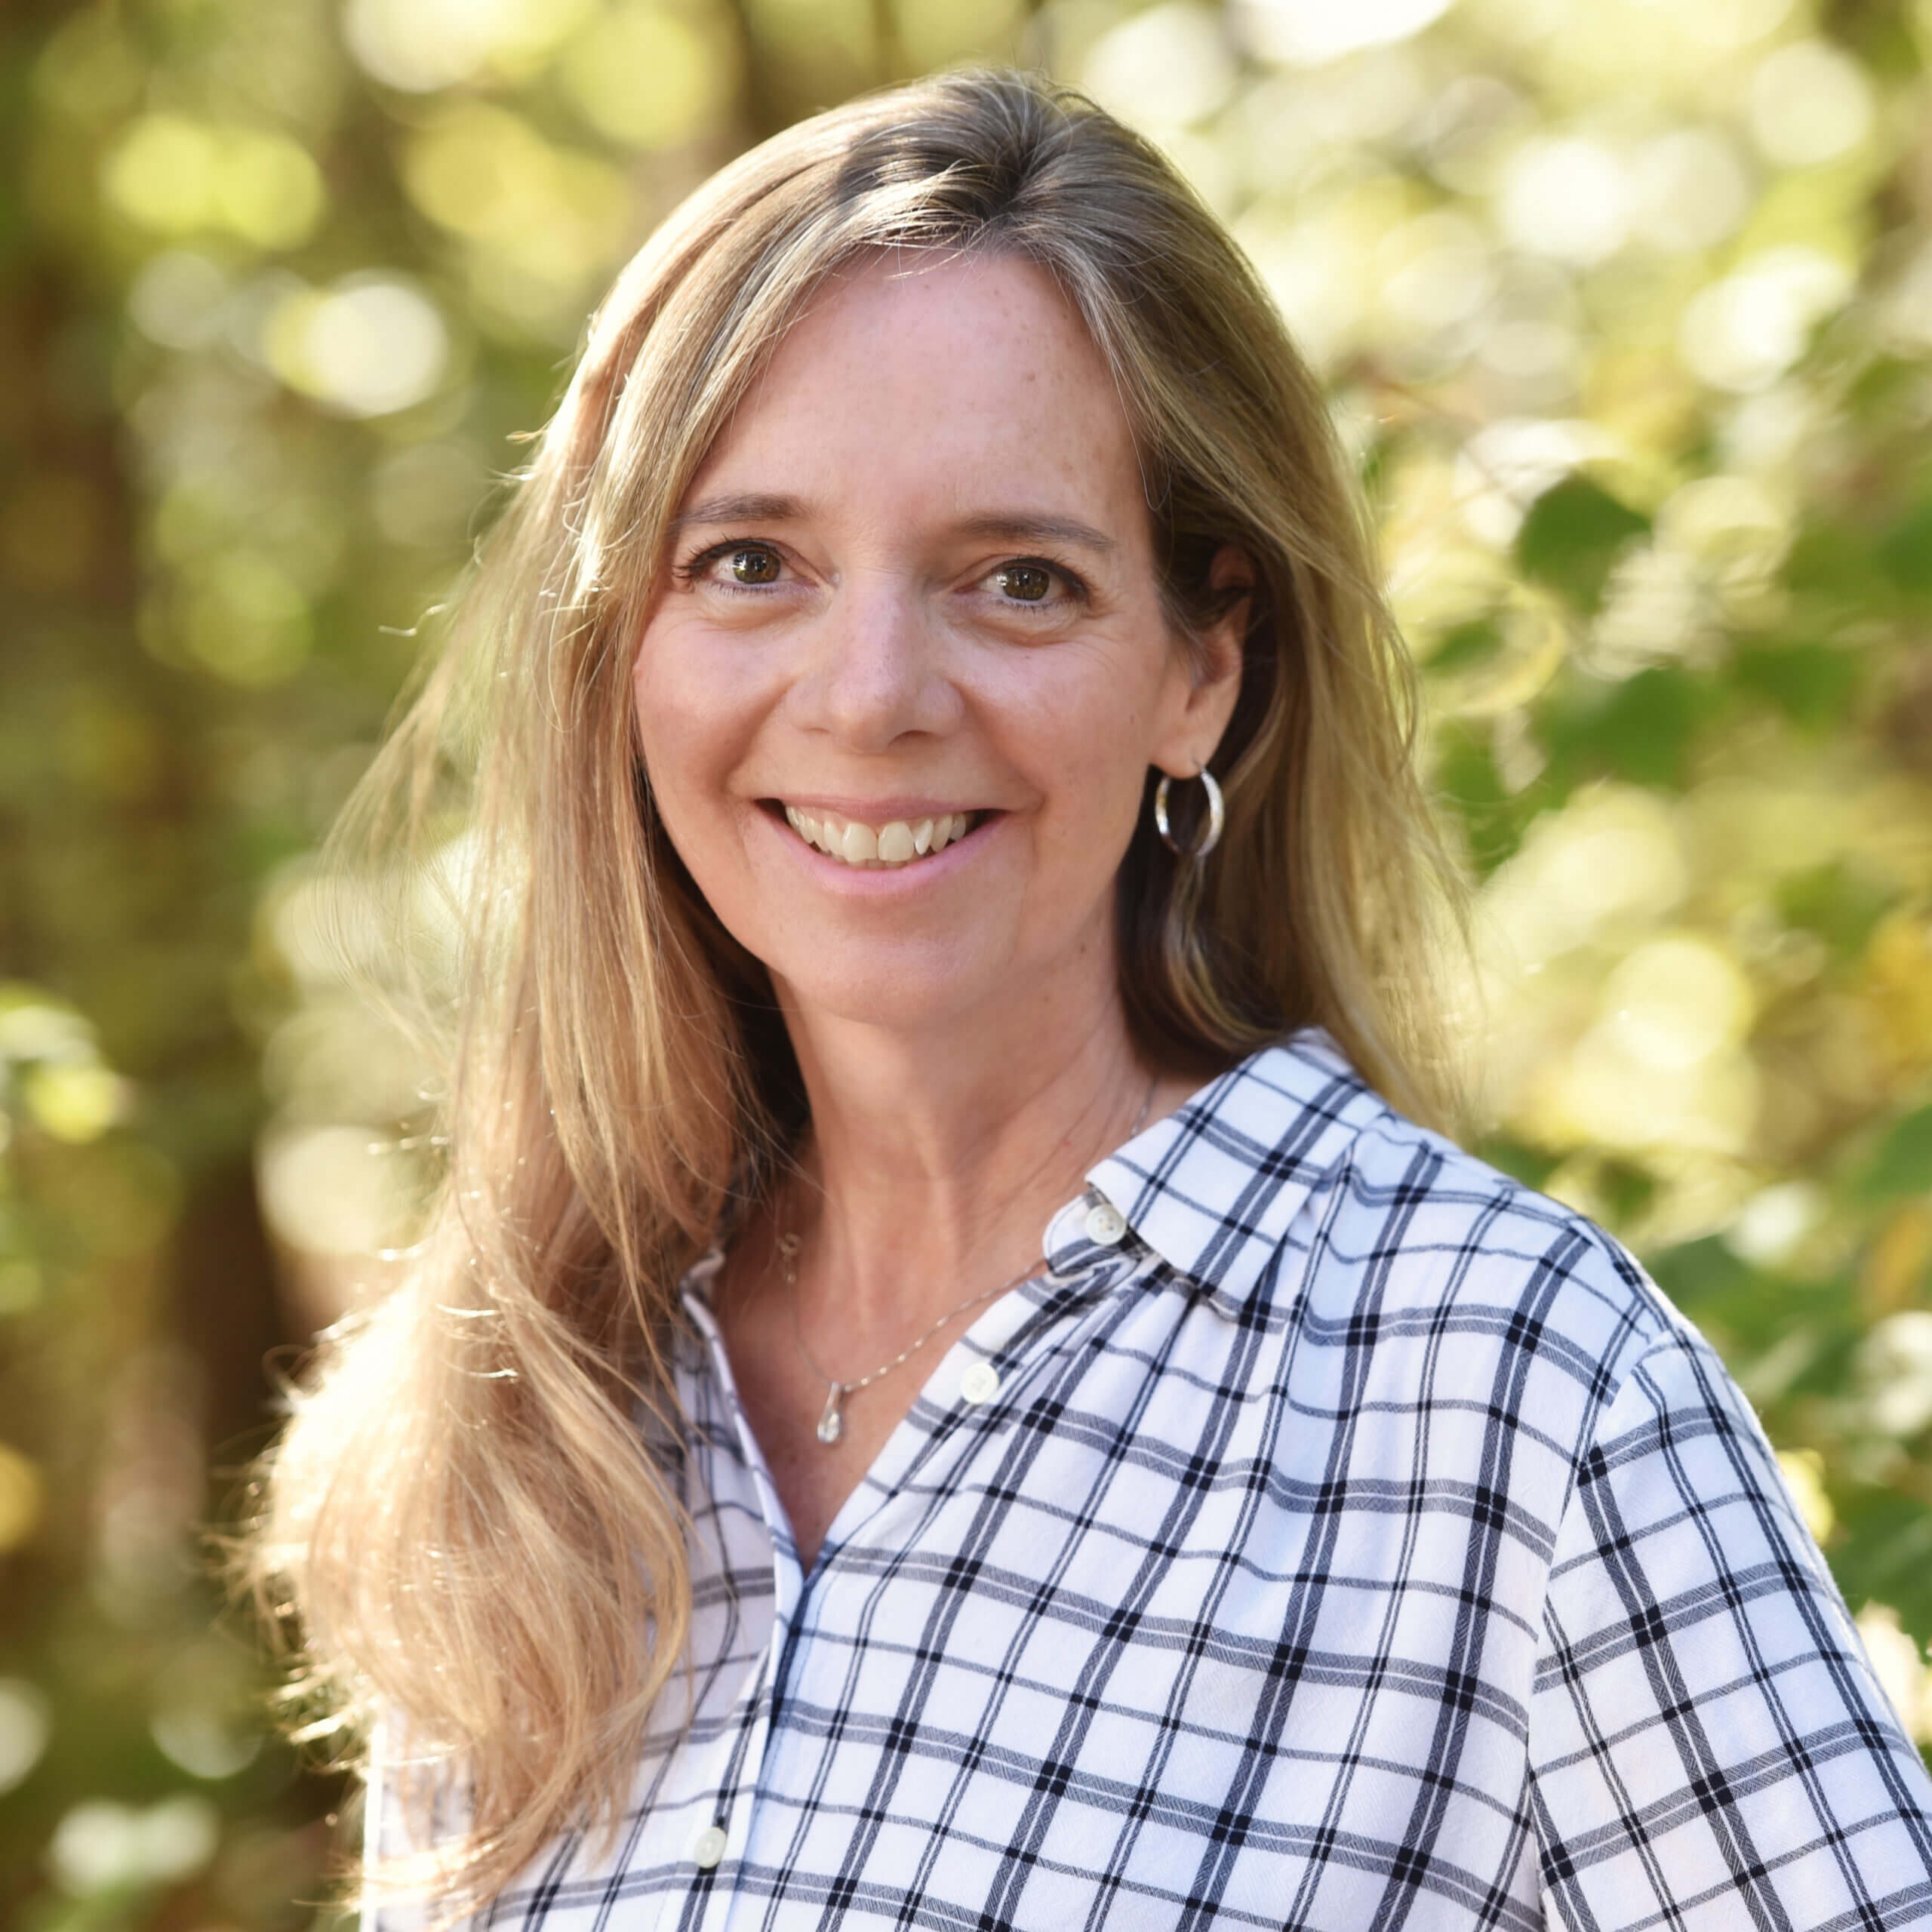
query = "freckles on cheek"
(629, 648, 714, 844)
(629, 624, 774, 872)
(631, 664, 687, 757)
(630, 614, 693, 718)
(631, 627, 718, 763)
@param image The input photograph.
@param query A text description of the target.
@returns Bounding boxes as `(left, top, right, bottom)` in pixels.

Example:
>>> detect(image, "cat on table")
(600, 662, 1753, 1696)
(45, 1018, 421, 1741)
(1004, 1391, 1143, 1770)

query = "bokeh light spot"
(1678, 246, 1851, 391)
(1454, 418, 1617, 547)
(257, 1124, 415, 1256)
(1380, 210, 1496, 335)
(32, 11, 143, 122)
(48, 1796, 219, 1896)
(181, 552, 313, 688)
(151, 1703, 262, 1781)
(1668, 0, 1792, 46)
(1750, 38, 1875, 170)
(128, 251, 231, 349)
(23, 1063, 125, 1143)
(401, 103, 632, 315)
(1860, 1311, 1932, 1438)
(268, 275, 450, 419)
(1558, 1026, 1760, 1154)
(1655, 473, 1790, 596)
(0, 1446, 45, 1556)
(1498, 137, 1628, 266)
(1727, 1180, 1824, 1267)
(211, 128, 326, 250)
(558, 5, 736, 149)
(103, 119, 323, 249)
(1235, 0, 1454, 66)
(1600, 934, 1755, 1072)
(0, 1680, 52, 1795)
(1630, 128, 1754, 254)
(1776, 1447, 1835, 1543)
(1482, 786, 1689, 968)
(102, 115, 218, 235)
(0, 995, 93, 1060)
(1081, 4, 1238, 130)
(1854, 1604, 1932, 1743)
(343, 0, 591, 91)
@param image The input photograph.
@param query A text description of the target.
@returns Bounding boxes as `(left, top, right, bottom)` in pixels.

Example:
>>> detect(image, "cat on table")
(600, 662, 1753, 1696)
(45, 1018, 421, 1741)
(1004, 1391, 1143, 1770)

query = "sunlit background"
(3, 0, 1931, 1923)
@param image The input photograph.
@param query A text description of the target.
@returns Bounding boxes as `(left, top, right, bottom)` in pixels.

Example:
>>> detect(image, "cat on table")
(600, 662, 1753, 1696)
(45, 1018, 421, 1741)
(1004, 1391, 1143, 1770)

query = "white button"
(1084, 1201, 1128, 1246)
(959, 1361, 1001, 1405)
(691, 1824, 728, 1869)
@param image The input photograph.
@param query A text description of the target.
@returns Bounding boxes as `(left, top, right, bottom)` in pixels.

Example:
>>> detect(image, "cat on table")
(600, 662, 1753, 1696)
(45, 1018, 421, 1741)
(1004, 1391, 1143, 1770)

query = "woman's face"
(631, 252, 1243, 1041)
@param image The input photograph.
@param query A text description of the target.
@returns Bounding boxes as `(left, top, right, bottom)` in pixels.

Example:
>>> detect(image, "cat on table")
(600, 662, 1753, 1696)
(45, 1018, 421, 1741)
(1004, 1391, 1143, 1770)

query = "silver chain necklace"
(780, 1076, 1157, 1448)
(780, 1235, 1028, 1446)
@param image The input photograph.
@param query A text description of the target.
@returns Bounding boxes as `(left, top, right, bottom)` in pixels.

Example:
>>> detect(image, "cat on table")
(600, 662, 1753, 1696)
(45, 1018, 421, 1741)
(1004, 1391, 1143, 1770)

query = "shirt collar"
(1043, 1028, 1394, 1320)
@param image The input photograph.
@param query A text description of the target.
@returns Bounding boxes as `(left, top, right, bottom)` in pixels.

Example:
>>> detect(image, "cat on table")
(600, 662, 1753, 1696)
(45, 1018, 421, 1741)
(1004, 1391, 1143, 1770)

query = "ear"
(1153, 544, 1250, 777)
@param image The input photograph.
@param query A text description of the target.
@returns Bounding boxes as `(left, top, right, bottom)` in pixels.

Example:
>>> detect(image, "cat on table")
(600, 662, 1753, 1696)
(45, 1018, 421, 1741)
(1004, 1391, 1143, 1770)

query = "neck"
(768, 960, 1156, 1333)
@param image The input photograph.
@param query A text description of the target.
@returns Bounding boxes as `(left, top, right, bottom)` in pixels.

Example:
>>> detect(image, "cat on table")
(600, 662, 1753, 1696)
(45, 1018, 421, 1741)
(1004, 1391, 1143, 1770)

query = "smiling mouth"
(778, 804, 984, 869)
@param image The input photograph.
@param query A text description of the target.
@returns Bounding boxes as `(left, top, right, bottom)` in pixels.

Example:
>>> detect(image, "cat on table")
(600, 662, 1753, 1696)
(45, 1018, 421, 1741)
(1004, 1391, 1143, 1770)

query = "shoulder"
(1098, 1031, 1711, 1451)
(1324, 1066, 1719, 1435)
(1264, 1043, 1788, 1557)
(1329, 1097, 1687, 1378)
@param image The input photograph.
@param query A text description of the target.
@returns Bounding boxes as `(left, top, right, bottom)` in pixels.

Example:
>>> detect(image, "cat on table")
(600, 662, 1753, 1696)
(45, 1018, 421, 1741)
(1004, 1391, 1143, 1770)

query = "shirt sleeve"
(1528, 1328, 1932, 1928)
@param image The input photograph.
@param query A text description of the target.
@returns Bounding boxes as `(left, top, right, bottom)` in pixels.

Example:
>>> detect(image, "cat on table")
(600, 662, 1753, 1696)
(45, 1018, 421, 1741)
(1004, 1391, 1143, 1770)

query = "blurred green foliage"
(3, 0, 1932, 1924)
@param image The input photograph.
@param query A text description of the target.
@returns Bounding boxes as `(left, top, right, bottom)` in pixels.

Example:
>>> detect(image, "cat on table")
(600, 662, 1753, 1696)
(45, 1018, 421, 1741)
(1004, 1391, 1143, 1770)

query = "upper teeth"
(782, 807, 974, 868)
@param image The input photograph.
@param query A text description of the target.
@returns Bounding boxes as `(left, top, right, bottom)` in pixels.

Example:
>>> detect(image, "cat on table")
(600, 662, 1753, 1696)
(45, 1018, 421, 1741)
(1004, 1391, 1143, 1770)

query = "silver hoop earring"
(1153, 768, 1224, 859)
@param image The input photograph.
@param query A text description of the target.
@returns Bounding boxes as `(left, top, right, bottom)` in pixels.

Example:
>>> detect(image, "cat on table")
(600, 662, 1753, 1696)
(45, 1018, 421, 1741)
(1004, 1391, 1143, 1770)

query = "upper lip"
(766, 796, 992, 820)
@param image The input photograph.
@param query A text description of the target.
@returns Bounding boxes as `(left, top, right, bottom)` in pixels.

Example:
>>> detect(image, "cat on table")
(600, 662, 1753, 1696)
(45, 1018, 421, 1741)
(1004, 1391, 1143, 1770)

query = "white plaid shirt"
(373, 1031, 1932, 1930)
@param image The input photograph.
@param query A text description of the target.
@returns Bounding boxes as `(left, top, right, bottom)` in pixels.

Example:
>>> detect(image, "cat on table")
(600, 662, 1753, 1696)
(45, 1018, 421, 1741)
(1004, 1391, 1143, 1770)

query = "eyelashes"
(673, 539, 786, 591)
(672, 537, 1094, 611)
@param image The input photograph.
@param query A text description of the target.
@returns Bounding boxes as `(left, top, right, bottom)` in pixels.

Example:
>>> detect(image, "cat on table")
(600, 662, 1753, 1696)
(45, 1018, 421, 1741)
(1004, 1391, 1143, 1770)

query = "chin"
(766, 935, 1011, 1038)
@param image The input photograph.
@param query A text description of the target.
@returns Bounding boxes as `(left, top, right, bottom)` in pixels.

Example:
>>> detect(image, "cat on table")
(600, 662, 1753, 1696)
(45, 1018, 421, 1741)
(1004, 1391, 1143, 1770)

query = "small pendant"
(816, 1384, 845, 1446)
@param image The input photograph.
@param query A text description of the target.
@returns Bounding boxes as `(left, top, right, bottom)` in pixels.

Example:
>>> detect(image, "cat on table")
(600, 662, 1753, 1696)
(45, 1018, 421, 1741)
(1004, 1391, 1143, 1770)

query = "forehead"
(682, 251, 1146, 534)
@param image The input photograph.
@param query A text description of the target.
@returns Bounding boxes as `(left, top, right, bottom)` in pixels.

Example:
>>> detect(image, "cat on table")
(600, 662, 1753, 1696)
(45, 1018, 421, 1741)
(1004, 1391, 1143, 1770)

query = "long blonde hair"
(244, 69, 1468, 1918)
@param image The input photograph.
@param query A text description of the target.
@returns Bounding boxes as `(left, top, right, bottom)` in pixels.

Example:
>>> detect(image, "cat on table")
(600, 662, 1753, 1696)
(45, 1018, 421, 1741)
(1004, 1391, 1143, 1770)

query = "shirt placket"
(667, 1203, 1141, 1927)
(673, 1294, 808, 1932)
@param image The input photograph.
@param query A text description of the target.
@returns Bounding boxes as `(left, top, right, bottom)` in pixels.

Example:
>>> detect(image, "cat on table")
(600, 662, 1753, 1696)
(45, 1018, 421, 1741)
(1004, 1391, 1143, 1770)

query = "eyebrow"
(667, 492, 806, 534)
(666, 495, 1118, 556)
(952, 512, 1117, 555)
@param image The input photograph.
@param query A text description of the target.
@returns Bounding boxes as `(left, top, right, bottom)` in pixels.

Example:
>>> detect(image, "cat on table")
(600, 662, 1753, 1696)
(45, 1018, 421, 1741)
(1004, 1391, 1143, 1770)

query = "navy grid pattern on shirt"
(367, 1030, 1932, 1931)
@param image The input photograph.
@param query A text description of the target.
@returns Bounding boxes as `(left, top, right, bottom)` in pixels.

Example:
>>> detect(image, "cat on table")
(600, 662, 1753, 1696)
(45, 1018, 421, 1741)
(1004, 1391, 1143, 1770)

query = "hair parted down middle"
(241, 67, 1470, 1919)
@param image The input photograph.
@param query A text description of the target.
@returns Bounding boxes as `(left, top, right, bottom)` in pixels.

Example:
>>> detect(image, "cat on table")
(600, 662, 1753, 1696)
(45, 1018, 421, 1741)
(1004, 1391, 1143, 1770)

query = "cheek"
(629, 647, 748, 906)
(1017, 641, 1174, 838)
(629, 620, 755, 808)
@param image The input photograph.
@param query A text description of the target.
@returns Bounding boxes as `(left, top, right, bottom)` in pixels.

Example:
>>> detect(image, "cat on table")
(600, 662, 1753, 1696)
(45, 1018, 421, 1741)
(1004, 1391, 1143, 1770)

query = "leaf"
(1596, 1158, 1657, 1229)
(1826, 1489, 1932, 1643)
(1514, 475, 1651, 614)
(1472, 1133, 1560, 1190)
(1856, 1106, 1932, 1204)
(1783, 518, 1888, 609)
(1423, 617, 1506, 677)
(1647, 1235, 1756, 1315)
(1535, 664, 1721, 792)
(1731, 640, 1861, 729)
(1775, 862, 1896, 958)
(1877, 500, 1932, 602)
(1428, 720, 1553, 877)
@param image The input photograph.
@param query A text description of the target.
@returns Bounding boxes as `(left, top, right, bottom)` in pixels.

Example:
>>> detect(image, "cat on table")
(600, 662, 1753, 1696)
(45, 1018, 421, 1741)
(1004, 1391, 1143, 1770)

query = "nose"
(795, 572, 961, 752)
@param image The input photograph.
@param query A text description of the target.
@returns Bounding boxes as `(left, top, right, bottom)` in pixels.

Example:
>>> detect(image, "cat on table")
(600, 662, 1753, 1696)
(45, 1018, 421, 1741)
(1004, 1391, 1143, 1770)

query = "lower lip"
(758, 807, 998, 891)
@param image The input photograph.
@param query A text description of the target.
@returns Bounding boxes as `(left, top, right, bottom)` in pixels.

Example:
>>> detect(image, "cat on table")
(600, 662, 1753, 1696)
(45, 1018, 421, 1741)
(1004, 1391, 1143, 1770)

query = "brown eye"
(996, 562, 1053, 602)
(729, 547, 781, 585)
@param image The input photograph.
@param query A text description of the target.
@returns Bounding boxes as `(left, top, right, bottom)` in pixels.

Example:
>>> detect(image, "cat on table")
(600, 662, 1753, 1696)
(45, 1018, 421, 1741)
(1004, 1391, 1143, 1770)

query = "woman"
(251, 71, 1932, 1929)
